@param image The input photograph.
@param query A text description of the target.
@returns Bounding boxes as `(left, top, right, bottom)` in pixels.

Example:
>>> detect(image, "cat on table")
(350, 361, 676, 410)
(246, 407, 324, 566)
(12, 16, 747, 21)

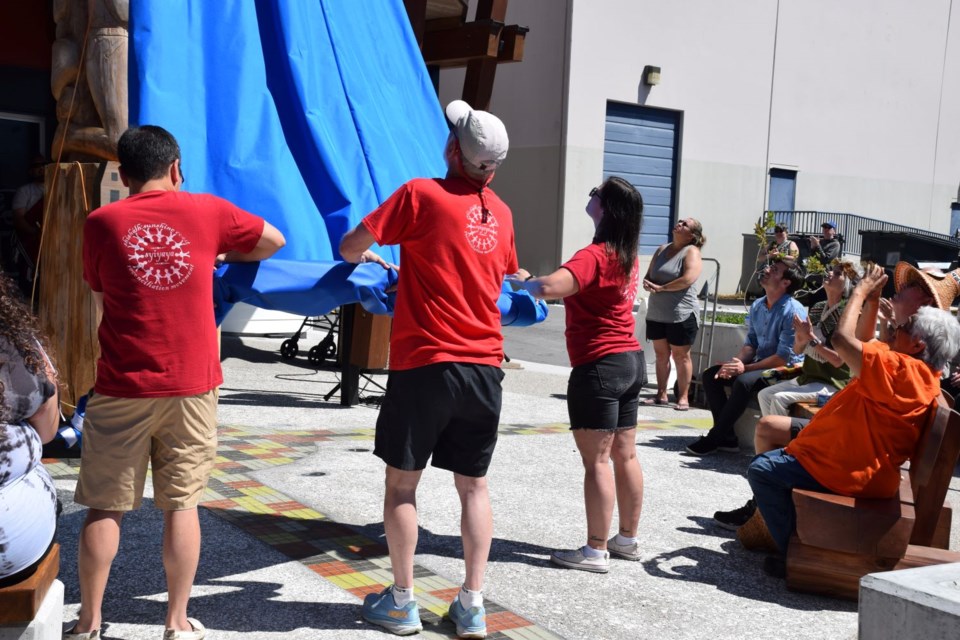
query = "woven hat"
(893, 261, 960, 311)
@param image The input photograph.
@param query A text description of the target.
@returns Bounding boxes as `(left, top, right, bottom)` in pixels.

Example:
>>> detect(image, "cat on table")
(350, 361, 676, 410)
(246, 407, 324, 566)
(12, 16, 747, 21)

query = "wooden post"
(461, 0, 509, 110)
(37, 163, 102, 409)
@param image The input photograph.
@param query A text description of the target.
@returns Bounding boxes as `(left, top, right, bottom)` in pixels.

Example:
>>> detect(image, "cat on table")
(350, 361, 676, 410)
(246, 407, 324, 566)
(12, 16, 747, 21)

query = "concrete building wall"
(439, 0, 571, 278)
(441, 0, 960, 293)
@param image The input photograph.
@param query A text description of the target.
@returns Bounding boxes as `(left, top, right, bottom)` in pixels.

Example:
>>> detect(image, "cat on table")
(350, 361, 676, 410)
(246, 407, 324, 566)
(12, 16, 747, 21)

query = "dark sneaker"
(685, 436, 718, 455)
(713, 499, 756, 530)
(447, 597, 486, 639)
(717, 439, 741, 453)
(362, 586, 422, 636)
(763, 554, 787, 579)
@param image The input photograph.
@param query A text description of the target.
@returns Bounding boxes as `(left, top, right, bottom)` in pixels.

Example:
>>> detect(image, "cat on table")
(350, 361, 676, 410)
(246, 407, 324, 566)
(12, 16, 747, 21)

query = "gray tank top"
(645, 244, 700, 324)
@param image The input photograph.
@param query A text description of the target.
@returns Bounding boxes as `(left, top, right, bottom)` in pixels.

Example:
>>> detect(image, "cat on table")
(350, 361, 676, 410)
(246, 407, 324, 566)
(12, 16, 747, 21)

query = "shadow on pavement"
(642, 541, 857, 613)
(218, 388, 353, 411)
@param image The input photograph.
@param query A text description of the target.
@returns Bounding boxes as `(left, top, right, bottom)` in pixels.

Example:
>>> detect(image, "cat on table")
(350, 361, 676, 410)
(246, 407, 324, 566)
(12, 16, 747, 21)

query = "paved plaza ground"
(48, 309, 960, 639)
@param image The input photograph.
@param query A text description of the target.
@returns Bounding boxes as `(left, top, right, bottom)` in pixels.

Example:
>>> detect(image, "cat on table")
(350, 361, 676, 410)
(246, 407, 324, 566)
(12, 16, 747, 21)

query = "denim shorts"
(567, 350, 647, 430)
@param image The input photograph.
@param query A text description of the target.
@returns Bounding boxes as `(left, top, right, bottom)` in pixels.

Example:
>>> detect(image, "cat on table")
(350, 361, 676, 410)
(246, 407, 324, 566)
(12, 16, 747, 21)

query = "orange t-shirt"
(362, 177, 518, 371)
(785, 341, 940, 498)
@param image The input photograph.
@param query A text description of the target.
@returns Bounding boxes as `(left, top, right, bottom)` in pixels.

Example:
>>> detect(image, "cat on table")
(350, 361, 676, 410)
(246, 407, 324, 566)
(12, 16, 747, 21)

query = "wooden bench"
(0, 544, 60, 624)
(784, 396, 960, 600)
(789, 400, 820, 421)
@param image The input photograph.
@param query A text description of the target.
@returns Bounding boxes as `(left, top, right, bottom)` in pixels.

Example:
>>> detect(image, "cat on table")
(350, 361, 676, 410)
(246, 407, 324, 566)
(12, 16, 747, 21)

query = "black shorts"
(374, 362, 504, 477)
(645, 313, 699, 346)
(789, 417, 810, 440)
(567, 350, 647, 430)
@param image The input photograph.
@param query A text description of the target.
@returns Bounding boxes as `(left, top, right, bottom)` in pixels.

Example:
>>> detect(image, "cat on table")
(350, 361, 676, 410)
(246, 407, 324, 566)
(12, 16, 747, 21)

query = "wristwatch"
(807, 336, 822, 349)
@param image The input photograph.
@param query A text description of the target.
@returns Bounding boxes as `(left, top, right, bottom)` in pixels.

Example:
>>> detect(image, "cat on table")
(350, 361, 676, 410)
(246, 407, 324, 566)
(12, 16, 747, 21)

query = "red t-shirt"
(362, 177, 518, 370)
(562, 243, 641, 367)
(83, 190, 265, 397)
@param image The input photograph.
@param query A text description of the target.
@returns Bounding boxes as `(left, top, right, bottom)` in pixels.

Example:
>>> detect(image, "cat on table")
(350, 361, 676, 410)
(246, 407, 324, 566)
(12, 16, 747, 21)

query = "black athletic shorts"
(567, 350, 646, 430)
(645, 313, 699, 346)
(374, 362, 504, 478)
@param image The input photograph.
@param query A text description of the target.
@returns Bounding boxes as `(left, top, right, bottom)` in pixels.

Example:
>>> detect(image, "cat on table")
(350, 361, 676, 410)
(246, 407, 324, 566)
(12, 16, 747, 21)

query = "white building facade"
(440, 0, 960, 293)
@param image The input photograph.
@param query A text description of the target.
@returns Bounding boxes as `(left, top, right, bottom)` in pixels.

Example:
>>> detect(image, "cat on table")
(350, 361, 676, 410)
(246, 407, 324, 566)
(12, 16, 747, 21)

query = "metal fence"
(768, 210, 959, 257)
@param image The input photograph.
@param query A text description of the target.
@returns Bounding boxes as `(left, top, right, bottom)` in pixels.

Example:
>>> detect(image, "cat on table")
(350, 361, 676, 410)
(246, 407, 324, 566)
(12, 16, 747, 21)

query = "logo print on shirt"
(464, 204, 498, 254)
(123, 223, 194, 291)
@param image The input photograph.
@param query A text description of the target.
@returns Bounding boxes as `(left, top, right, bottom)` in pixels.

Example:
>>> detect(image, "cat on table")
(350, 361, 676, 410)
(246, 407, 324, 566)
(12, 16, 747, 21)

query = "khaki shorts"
(75, 390, 218, 511)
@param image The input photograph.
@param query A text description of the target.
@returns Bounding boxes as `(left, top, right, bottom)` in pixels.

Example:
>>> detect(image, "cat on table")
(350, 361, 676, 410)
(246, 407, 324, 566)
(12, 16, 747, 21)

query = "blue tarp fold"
(130, 0, 547, 327)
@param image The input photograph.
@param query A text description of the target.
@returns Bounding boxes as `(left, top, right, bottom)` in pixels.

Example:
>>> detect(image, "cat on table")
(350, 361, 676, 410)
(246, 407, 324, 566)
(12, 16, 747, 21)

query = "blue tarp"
(129, 0, 546, 326)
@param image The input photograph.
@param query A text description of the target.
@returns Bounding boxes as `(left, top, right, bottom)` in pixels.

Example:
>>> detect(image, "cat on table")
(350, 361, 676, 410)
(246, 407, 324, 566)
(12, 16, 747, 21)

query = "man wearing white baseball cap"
(340, 100, 516, 638)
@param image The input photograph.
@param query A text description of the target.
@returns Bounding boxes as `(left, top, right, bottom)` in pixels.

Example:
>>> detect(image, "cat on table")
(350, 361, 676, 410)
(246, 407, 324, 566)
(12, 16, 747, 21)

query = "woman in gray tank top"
(641, 218, 706, 410)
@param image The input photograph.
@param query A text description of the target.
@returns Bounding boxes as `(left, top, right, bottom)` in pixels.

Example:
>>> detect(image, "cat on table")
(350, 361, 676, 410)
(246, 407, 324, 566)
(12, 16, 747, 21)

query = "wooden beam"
(422, 20, 503, 68)
(403, 0, 428, 47)
(497, 24, 527, 63)
(475, 0, 508, 22)
(462, 57, 498, 111)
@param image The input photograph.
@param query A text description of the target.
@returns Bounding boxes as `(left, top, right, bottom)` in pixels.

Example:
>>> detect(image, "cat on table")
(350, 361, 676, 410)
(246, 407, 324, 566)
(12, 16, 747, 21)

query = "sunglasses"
(589, 187, 600, 198)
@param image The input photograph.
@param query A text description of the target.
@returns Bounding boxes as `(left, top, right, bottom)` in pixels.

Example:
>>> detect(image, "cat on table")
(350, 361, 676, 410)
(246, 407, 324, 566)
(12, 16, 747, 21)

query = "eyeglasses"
(589, 187, 599, 198)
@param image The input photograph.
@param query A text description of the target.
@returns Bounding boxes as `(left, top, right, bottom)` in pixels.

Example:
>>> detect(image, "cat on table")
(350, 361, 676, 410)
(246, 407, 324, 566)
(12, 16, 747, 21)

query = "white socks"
(391, 584, 414, 606)
(615, 533, 638, 546)
(458, 585, 483, 609)
(582, 544, 606, 558)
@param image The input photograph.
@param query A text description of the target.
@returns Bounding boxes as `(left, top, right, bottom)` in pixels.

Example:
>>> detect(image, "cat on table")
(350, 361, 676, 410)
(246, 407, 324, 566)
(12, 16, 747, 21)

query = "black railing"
(768, 211, 958, 257)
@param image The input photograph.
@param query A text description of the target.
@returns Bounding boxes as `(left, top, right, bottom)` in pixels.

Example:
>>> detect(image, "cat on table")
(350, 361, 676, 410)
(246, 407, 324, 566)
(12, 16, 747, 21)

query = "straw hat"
(893, 262, 960, 311)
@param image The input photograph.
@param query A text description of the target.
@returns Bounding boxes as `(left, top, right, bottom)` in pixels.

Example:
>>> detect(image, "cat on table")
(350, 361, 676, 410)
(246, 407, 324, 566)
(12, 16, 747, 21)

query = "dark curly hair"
(0, 273, 56, 421)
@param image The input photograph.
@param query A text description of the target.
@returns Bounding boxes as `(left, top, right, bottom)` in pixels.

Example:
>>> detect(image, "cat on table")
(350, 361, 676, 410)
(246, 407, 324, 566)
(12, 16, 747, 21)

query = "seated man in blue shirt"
(686, 259, 806, 455)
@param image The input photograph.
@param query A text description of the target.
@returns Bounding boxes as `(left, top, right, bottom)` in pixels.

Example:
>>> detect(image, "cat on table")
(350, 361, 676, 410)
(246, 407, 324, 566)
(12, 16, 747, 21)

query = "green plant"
(705, 311, 748, 325)
(754, 211, 776, 255)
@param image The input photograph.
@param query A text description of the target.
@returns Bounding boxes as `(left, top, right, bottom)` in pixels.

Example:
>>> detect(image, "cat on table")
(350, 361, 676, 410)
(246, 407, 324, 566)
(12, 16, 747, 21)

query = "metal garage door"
(603, 102, 681, 254)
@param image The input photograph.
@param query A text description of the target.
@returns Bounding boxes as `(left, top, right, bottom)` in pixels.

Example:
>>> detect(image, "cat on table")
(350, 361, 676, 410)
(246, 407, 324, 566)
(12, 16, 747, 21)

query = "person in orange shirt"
(745, 264, 960, 573)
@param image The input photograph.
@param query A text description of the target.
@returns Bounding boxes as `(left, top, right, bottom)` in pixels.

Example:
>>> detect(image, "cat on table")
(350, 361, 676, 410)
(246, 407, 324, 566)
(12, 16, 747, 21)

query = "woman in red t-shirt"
(512, 176, 646, 573)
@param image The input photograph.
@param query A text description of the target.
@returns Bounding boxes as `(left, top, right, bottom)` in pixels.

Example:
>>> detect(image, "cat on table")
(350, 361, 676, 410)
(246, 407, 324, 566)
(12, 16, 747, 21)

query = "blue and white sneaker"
(447, 596, 486, 639)
(361, 586, 422, 636)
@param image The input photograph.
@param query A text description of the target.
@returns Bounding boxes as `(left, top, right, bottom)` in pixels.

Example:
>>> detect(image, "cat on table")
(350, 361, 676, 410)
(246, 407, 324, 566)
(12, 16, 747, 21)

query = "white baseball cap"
(445, 100, 509, 172)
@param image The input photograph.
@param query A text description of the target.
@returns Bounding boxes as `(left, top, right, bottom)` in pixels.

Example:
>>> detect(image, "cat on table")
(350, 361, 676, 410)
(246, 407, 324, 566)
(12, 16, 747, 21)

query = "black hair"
(769, 257, 805, 294)
(593, 176, 643, 281)
(117, 125, 181, 182)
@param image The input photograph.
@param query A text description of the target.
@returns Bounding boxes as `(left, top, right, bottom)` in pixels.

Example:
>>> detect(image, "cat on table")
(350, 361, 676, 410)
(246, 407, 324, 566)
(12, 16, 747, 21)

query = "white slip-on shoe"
(550, 546, 610, 573)
(162, 618, 205, 640)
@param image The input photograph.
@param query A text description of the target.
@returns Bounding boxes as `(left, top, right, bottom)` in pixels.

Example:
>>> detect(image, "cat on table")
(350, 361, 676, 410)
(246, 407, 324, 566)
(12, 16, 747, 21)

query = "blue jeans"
(746, 449, 828, 553)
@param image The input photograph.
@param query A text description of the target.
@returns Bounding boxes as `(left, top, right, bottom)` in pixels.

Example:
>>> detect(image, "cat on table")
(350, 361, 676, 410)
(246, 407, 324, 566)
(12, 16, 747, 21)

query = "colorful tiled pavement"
(45, 416, 703, 639)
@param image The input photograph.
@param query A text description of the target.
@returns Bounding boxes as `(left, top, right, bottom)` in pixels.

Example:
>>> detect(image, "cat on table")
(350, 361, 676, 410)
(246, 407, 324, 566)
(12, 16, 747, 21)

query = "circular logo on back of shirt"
(464, 204, 498, 254)
(123, 223, 194, 291)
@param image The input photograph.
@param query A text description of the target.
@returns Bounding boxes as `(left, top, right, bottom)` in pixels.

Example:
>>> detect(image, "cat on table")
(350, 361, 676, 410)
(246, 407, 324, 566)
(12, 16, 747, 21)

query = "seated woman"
(757, 260, 859, 417)
(0, 273, 60, 588)
(766, 224, 799, 263)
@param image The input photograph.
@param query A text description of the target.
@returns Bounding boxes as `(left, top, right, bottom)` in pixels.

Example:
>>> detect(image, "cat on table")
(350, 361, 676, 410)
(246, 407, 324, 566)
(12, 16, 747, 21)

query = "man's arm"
(339, 223, 392, 270)
(833, 264, 886, 378)
(220, 221, 286, 263)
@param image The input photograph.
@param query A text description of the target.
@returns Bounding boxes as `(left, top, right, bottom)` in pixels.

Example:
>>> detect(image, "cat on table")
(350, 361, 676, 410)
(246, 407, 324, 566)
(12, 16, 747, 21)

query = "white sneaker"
(550, 546, 610, 573)
(606, 536, 641, 561)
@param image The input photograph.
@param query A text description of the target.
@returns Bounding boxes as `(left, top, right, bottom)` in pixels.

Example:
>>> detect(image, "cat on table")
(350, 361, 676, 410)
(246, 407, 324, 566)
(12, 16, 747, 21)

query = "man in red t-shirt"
(68, 126, 285, 640)
(340, 101, 515, 638)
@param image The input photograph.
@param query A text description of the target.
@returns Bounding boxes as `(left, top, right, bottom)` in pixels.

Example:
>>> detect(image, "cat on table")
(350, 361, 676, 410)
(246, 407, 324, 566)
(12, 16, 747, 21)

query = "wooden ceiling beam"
(422, 20, 503, 68)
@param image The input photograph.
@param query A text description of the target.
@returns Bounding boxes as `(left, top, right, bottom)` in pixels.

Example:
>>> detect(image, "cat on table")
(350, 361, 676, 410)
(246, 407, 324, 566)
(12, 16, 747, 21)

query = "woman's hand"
(509, 268, 532, 282)
(856, 263, 888, 299)
(642, 278, 661, 293)
(793, 313, 813, 343)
